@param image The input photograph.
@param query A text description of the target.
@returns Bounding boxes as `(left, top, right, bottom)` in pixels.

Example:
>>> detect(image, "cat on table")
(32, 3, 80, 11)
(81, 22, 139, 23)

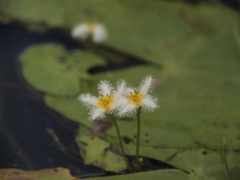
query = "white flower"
(78, 80, 126, 120)
(92, 25, 107, 43)
(71, 23, 107, 43)
(71, 24, 89, 40)
(118, 75, 159, 116)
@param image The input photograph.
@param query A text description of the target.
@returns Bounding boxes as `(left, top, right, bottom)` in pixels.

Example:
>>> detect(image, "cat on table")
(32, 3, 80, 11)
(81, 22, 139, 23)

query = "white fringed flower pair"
(78, 75, 159, 120)
(71, 23, 107, 43)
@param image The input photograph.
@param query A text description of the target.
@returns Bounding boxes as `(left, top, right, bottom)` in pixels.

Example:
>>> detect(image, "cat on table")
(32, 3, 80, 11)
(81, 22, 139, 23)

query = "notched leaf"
(20, 43, 106, 96)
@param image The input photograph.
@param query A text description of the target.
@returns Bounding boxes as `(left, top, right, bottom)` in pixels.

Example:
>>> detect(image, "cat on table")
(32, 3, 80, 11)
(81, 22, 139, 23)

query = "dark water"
(178, 0, 239, 10)
(0, 23, 105, 177)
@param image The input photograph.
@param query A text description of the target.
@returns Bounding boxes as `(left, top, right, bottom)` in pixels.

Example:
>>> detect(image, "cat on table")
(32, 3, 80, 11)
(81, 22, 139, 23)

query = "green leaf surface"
(45, 64, 240, 179)
(76, 135, 126, 171)
(87, 169, 194, 180)
(0, 168, 196, 180)
(162, 149, 240, 180)
(1, 0, 240, 65)
(20, 43, 105, 96)
(45, 95, 91, 126)
(0, 168, 76, 180)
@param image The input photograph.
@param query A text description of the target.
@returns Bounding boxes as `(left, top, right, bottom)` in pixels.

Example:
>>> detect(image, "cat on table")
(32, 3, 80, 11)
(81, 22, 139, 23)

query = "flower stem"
(136, 107, 142, 171)
(107, 114, 132, 172)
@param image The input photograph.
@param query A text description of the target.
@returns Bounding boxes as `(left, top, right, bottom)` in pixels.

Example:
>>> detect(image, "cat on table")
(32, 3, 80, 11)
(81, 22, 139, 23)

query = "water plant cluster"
(78, 75, 159, 171)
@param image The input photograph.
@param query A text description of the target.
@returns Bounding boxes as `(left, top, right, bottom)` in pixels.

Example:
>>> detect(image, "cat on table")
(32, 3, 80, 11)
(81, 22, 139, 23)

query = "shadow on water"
(0, 22, 174, 177)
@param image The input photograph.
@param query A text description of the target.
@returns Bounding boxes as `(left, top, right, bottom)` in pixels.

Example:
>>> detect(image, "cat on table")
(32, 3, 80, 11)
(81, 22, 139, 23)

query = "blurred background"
(0, 0, 240, 179)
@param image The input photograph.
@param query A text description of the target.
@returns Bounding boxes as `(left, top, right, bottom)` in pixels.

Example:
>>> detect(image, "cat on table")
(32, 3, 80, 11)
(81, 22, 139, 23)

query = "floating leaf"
(76, 135, 126, 171)
(1, 0, 240, 65)
(45, 94, 92, 126)
(159, 149, 240, 180)
(20, 43, 106, 96)
(0, 168, 76, 180)
(45, 63, 240, 179)
(87, 169, 194, 180)
(0, 168, 196, 180)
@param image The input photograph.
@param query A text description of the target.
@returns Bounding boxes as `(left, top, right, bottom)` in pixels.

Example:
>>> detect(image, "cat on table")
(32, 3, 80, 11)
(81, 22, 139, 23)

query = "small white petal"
(111, 99, 123, 111)
(123, 87, 135, 97)
(139, 75, 155, 95)
(71, 24, 89, 39)
(142, 95, 159, 111)
(119, 103, 137, 117)
(115, 97, 128, 110)
(92, 24, 107, 43)
(113, 80, 127, 100)
(78, 93, 97, 108)
(97, 80, 113, 96)
(90, 108, 105, 120)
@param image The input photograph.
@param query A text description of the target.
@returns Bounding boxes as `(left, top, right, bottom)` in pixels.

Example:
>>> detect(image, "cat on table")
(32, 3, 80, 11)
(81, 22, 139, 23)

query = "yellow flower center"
(128, 93, 143, 106)
(88, 24, 97, 33)
(96, 95, 114, 111)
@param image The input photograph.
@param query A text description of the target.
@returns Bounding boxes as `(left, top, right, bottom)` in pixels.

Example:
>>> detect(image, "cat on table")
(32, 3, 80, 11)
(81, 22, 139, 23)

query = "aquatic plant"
(78, 79, 131, 171)
(118, 75, 159, 171)
(78, 75, 158, 172)
(71, 23, 107, 43)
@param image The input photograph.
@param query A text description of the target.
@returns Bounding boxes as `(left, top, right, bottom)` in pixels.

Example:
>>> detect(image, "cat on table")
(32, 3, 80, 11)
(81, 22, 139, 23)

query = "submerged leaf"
(76, 135, 126, 171)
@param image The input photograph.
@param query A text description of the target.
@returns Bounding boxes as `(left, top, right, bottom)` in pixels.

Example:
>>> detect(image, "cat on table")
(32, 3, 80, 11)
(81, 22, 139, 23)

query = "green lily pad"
(20, 43, 105, 96)
(1, 0, 240, 66)
(87, 169, 194, 180)
(45, 94, 92, 126)
(45, 63, 240, 178)
(46, 64, 240, 145)
(0, 168, 196, 180)
(154, 148, 240, 180)
(76, 135, 126, 171)
(0, 168, 76, 180)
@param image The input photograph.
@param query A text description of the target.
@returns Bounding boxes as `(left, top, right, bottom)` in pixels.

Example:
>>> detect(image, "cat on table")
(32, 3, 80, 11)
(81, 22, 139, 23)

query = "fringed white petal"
(123, 87, 135, 97)
(77, 75, 159, 120)
(90, 108, 105, 120)
(92, 24, 107, 43)
(111, 97, 125, 111)
(110, 101, 121, 112)
(97, 80, 113, 96)
(71, 24, 89, 39)
(142, 94, 159, 112)
(139, 75, 155, 95)
(113, 80, 127, 100)
(78, 93, 97, 108)
(118, 103, 137, 117)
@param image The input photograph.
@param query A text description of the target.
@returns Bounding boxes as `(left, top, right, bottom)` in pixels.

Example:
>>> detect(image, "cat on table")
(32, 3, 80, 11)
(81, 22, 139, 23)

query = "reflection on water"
(0, 23, 104, 176)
